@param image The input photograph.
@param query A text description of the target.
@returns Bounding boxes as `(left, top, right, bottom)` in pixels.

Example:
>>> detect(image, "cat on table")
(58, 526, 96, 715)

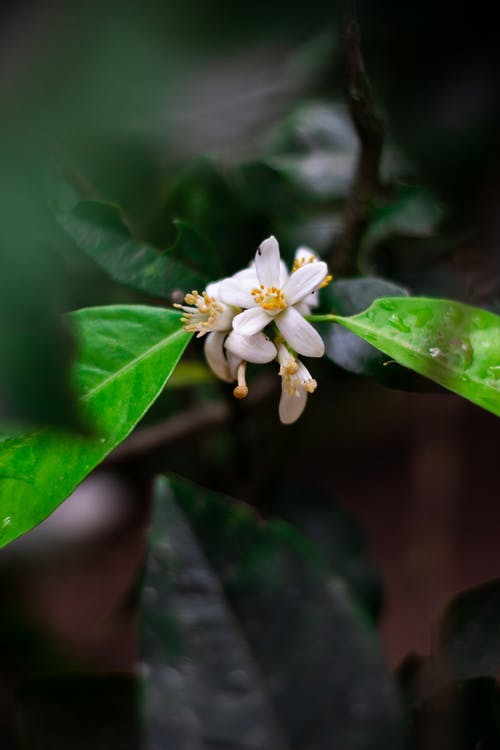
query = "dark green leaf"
(141, 476, 402, 749)
(0, 307, 191, 549)
(333, 297, 500, 416)
(56, 200, 210, 299)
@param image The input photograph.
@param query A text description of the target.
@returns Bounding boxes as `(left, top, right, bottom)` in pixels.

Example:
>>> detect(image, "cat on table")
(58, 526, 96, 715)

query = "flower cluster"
(175, 236, 332, 424)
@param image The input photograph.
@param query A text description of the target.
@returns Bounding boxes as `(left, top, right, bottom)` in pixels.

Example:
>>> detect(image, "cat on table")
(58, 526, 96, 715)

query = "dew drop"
(388, 313, 411, 333)
(2, 516, 12, 528)
(429, 347, 441, 358)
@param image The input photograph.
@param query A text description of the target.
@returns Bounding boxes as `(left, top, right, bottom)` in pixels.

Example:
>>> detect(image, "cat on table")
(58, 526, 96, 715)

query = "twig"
(106, 373, 277, 464)
(330, 1, 384, 276)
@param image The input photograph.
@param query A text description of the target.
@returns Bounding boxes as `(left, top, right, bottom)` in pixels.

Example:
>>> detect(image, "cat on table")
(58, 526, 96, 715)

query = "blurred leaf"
(436, 580, 500, 681)
(332, 297, 500, 416)
(16, 673, 140, 750)
(141, 476, 402, 750)
(268, 478, 383, 621)
(360, 187, 444, 258)
(55, 200, 210, 299)
(322, 278, 439, 392)
(0, 307, 191, 549)
(141, 477, 286, 750)
(0, 148, 82, 431)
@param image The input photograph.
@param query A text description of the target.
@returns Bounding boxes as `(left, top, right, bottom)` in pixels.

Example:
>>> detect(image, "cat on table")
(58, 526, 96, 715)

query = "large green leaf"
(0, 307, 191, 549)
(330, 297, 500, 416)
(56, 200, 210, 299)
(141, 477, 402, 749)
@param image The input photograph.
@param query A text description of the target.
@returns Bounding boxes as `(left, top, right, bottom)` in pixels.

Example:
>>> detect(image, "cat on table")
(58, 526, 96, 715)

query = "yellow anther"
(303, 379, 317, 394)
(319, 274, 333, 289)
(292, 255, 316, 273)
(175, 290, 224, 336)
(252, 285, 287, 311)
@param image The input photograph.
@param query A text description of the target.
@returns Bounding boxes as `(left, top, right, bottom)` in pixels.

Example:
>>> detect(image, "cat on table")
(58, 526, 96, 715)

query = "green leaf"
(56, 199, 210, 299)
(332, 297, 500, 416)
(141, 476, 402, 749)
(0, 307, 191, 549)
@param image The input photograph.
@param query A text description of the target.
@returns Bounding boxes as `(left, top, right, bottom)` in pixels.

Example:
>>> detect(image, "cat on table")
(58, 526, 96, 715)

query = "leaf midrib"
(82, 327, 187, 402)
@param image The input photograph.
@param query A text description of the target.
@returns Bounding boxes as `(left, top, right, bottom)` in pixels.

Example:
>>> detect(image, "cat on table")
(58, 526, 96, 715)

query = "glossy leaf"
(141, 476, 402, 749)
(56, 199, 210, 299)
(0, 307, 191, 549)
(333, 297, 500, 416)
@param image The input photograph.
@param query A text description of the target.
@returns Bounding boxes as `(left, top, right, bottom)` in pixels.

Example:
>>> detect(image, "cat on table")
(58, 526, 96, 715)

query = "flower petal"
(206, 280, 223, 297)
(219, 277, 255, 308)
(204, 331, 232, 382)
(255, 235, 280, 288)
(275, 306, 325, 357)
(232, 306, 270, 336)
(282, 261, 328, 306)
(279, 387, 307, 425)
(226, 330, 277, 363)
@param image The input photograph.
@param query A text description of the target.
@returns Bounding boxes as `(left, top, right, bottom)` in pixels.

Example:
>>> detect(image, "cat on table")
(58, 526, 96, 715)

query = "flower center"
(251, 285, 287, 312)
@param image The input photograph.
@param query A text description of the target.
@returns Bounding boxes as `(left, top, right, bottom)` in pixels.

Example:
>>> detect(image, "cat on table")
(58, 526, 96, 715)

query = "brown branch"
(105, 373, 277, 464)
(330, 1, 384, 276)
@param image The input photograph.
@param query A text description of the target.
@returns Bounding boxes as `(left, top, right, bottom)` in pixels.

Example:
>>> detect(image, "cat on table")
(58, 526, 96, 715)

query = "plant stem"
(329, 0, 384, 276)
(305, 314, 338, 323)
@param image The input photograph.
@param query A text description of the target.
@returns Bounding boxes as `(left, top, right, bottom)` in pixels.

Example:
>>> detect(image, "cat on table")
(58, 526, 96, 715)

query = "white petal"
(206, 280, 223, 298)
(255, 235, 280, 288)
(219, 277, 255, 308)
(204, 331, 232, 382)
(275, 307, 325, 357)
(232, 306, 271, 336)
(279, 260, 289, 286)
(225, 330, 277, 364)
(282, 262, 328, 306)
(279, 387, 307, 425)
(231, 267, 259, 284)
(294, 246, 316, 264)
(226, 349, 241, 380)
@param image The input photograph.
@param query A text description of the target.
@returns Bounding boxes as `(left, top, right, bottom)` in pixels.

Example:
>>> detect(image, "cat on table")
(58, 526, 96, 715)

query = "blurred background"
(1, 1, 500, 748)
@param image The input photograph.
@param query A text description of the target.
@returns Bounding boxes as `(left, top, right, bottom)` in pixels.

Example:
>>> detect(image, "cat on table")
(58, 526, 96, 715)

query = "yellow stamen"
(174, 290, 224, 336)
(319, 274, 333, 289)
(251, 286, 287, 311)
(292, 255, 316, 273)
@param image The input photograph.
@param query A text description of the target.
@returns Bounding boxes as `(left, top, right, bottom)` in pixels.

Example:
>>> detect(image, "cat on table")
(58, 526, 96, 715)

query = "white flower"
(219, 236, 328, 357)
(176, 279, 276, 395)
(277, 344, 318, 424)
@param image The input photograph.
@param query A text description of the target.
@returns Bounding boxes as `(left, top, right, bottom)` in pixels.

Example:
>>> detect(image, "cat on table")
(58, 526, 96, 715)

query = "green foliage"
(331, 297, 500, 416)
(0, 307, 191, 549)
(56, 200, 210, 299)
(141, 477, 403, 749)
